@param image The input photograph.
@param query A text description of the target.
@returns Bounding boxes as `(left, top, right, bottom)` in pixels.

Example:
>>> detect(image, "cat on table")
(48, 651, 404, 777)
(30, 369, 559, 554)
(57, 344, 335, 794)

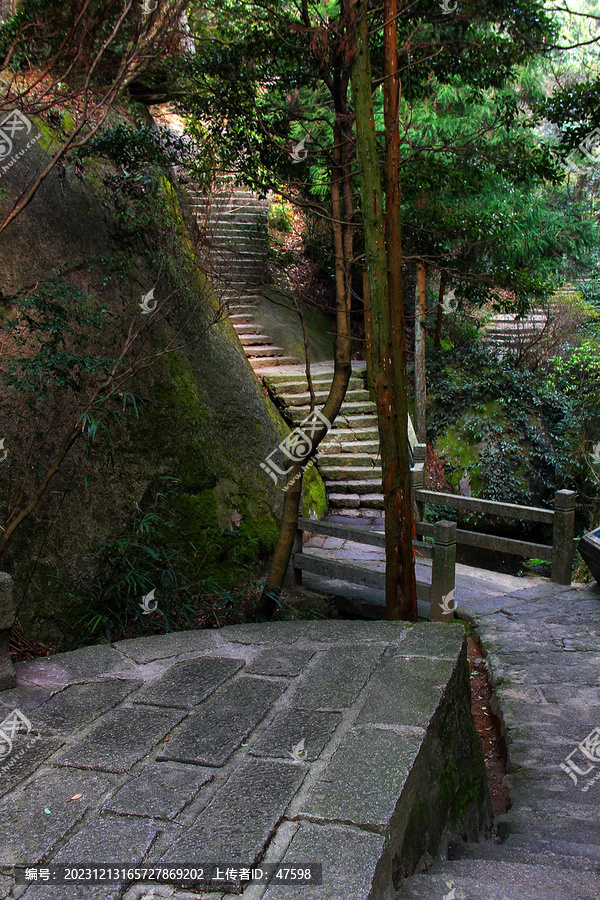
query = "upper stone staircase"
(482, 310, 550, 355)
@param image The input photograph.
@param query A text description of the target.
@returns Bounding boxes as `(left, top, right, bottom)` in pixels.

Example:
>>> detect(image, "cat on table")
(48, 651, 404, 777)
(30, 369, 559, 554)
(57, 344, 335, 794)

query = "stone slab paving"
(398, 580, 600, 900)
(0, 620, 489, 900)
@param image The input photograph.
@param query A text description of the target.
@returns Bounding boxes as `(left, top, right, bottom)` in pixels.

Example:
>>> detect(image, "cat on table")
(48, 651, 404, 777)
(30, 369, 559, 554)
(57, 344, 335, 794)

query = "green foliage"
(2, 280, 118, 398)
(427, 325, 573, 506)
(268, 203, 292, 232)
(69, 479, 266, 646)
(76, 123, 194, 173)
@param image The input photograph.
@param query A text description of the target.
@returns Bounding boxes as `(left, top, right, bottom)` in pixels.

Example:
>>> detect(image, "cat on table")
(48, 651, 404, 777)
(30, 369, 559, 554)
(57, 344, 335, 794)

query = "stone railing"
(410, 456, 576, 585)
(293, 516, 457, 621)
(0, 572, 16, 690)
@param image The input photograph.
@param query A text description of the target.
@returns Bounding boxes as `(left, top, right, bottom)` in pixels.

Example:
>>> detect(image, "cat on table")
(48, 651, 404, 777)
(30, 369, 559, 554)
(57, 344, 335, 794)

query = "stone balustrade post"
(552, 489, 576, 585)
(430, 520, 457, 622)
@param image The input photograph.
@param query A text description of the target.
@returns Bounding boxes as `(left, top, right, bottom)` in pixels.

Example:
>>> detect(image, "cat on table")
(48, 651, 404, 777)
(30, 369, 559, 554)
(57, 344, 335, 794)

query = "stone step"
(332, 507, 383, 519)
(191, 201, 269, 213)
(267, 377, 365, 396)
(318, 451, 380, 468)
(205, 245, 265, 256)
(212, 263, 266, 276)
(264, 363, 367, 383)
(326, 479, 383, 494)
(505, 834, 600, 867)
(205, 232, 267, 244)
(188, 193, 269, 206)
(398, 858, 600, 900)
(198, 214, 268, 226)
(448, 838, 600, 872)
(320, 439, 380, 454)
(250, 356, 301, 368)
(229, 313, 255, 324)
(289, 401, 377, 420)
(326, 426, 380, 441)
(281, 389, 371, 407)
(232, 324, 261, 335)
(227, 304, 259, 314)
(334, 414, 380, 429)
(223, 293, 263, 302)
(244, 345, 285, 358)
(217, 275, 265, 286)
(328, 493, 384, 509)
(317, 465, 383, 481)
(239, 334, 272, 346)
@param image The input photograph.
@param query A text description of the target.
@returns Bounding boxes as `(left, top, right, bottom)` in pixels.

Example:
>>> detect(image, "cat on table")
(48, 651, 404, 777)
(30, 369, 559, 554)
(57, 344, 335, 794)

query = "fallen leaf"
(44, 808, 51, 814)
(67, 794, 83, 802)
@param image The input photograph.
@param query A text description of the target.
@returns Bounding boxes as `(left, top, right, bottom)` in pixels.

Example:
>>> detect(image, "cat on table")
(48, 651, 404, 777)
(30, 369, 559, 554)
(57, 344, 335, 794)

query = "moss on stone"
(302, 463, 328, 519)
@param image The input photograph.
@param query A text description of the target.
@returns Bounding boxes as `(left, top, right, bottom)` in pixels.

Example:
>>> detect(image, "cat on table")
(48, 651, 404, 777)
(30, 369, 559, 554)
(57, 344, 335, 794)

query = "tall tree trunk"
(363, 269, 372, 393)
(434, 270, 446, 350)
(350, 0, 417, 620)
(258, 84, 353, 618)
(414, 260, 427, 442)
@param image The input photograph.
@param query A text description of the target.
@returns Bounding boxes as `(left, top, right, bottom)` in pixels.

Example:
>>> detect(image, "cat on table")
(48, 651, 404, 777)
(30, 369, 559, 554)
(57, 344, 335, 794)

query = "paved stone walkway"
(300, 530, 542, 618)
(399, 578, 600, 899)
(0, 621, 486, 900)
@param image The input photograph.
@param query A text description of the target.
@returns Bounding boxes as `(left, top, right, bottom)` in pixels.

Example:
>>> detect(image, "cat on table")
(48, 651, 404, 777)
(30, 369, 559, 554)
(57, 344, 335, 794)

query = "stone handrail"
(410, 466, 576, 585)
(293, 516, 457, 621)
(0, 572, 16, 690)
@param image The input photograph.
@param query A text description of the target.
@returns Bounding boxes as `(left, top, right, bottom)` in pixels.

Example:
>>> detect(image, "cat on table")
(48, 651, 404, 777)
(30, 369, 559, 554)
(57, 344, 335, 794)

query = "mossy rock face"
(302, 462, 328, 519)
(0, 118, 297, 641)
(434, 399, 543, 508)
(256, 289, 334, 362)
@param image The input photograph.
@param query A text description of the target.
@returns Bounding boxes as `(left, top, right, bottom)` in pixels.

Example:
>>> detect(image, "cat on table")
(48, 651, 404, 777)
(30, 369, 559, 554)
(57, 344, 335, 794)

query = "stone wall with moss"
(0, 114, 323, 641)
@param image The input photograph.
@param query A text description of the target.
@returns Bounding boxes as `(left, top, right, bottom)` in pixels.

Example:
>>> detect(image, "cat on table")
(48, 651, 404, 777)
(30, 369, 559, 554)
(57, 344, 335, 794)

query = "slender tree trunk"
(350, 0, 417, 620)
(363, 269, 372, 394)
(434, 270, 446, 350)
(414, 260, 427, 442)
(258, 84, 353, 618)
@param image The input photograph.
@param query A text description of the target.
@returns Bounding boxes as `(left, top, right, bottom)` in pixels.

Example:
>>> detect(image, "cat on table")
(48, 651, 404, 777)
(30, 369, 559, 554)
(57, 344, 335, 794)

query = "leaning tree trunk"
(258, 94, 354, 618)
(350, 0, 417, 620)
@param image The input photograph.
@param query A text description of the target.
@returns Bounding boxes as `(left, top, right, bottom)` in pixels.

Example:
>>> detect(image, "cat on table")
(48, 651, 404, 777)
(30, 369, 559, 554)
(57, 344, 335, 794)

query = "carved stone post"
(552, 490, 576, 585)
(430, 520, 457, 622)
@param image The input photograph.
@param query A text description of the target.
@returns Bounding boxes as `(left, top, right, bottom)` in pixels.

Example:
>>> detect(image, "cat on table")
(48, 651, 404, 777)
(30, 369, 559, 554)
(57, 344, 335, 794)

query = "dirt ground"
(468, 634, 510, 816)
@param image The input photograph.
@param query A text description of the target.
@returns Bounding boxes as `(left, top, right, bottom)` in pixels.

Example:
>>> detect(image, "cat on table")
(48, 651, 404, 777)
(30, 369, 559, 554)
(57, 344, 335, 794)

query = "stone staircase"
(482, 311, 549, 355)
(186, 181, 423, 518)
(187, 182, 298, 369)
(262, 363, 386, 518)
